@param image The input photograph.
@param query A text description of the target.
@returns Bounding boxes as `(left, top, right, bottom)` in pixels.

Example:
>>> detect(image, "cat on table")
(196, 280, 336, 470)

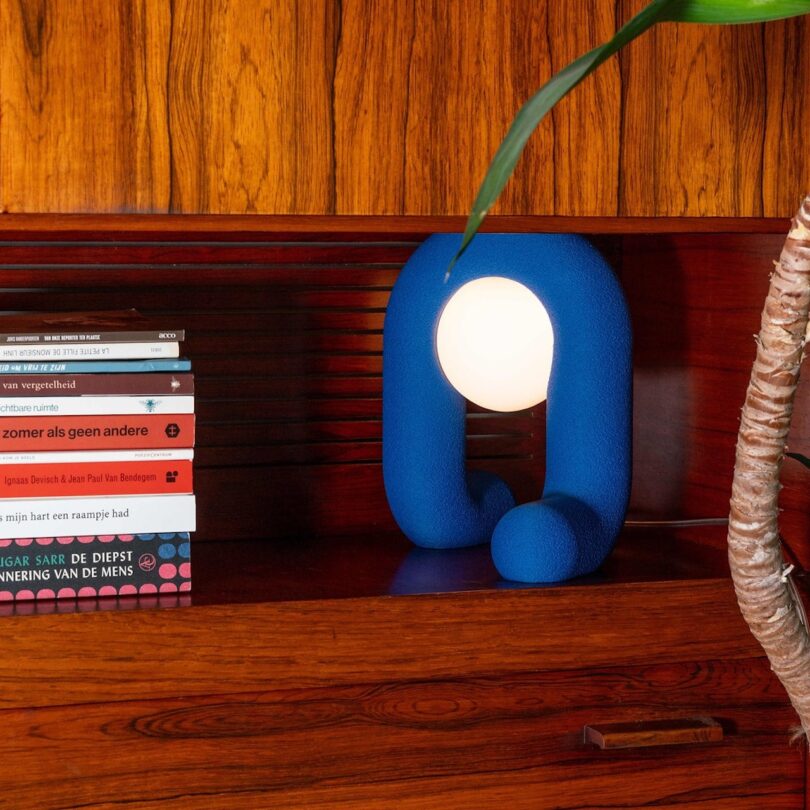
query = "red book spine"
(0, 415, 195, 451)
(0, 460, 193, 498)
(0, 373, 194, 396)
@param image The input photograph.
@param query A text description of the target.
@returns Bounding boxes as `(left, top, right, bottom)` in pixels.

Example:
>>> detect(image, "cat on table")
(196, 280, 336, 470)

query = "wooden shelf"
(0, 523, 748, 712)
(0, 524, 729, 617)
(2, 556, 794, 809)
(191, 523, 731, 605)
(0, 534, 759, 710)
(0, 521, 743, 705)
(0, 212, 792, 239)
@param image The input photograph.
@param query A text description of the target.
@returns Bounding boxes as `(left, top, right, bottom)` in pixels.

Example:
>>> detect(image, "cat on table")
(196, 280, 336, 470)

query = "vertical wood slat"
(547, 1, 620, 216)
(619, 3, 769, 216)
(0, 0, 171, 212)
(761, 19, 810, 217)
(1, 1, 808, 216)
(186, 0, 340, 213)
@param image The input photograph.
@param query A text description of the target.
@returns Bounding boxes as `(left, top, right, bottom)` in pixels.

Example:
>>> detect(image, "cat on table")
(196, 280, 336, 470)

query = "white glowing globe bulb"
(436, 276, 554, 412)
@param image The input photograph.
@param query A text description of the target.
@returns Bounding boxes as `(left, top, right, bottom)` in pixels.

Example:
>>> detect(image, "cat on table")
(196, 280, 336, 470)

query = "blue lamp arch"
(382, 233, 632, 583)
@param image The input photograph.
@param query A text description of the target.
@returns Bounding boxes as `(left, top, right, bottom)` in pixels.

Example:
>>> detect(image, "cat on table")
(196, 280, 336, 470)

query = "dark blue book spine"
(0, 532, 191, 601)
(0, 359, 192, 374)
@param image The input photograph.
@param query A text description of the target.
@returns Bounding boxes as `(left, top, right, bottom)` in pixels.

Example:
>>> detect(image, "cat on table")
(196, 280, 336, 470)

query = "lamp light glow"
(436, 276, 554, 412)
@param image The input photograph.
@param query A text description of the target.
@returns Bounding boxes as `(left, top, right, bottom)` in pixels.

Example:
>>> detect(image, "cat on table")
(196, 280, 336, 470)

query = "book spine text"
(1, 329, 185, 344)
(0, 460, 193, 498)
(0, 414, 195, 451)
(0, 360, 192, 374)
(0, 373, 194, 396)
(0, 533, 190, 601)
(0, 495, 197, 539)
(0, 343, 180, 361)
(0, 396, 195, 416)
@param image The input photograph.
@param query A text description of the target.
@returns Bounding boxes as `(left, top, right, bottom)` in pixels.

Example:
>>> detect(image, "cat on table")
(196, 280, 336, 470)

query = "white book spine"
(0, 396, 195, 416)
(0, 449, 194, 464)
(0, 343, 180, 361)
(0, 495, 196, 539)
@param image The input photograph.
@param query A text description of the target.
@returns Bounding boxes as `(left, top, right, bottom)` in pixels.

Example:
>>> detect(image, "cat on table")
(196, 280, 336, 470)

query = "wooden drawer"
(3, 656, 802, 809)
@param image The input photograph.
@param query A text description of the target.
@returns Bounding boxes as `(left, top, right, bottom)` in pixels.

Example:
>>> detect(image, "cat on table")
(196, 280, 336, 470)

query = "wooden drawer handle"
(583, 717, 723, 750)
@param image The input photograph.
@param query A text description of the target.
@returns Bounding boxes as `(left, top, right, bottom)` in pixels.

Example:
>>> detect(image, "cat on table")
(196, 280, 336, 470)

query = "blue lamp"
(382, 233, 632, 583)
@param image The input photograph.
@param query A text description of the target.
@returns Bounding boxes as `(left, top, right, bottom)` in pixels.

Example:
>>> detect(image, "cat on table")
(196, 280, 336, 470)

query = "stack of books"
(0, 311, 195, 601)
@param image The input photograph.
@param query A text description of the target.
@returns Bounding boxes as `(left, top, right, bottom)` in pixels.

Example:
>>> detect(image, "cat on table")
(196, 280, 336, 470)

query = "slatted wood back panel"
(621, 232, 810, 569)
(4, 224, 810, 567)
(0, 233, 545, 541)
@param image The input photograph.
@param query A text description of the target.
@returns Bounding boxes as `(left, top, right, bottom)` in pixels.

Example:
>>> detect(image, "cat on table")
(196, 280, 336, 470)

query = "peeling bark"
(729, 195, 810, 736)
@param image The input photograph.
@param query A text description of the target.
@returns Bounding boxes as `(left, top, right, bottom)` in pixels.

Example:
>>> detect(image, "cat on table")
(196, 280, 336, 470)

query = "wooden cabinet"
(1, 540, 804, 808)
(3, 650, 805, 808)
(0, 214, 806, 807)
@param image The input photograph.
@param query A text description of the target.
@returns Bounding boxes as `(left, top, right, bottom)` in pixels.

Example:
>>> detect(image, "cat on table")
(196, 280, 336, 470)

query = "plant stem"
(729, 194, 810, 736)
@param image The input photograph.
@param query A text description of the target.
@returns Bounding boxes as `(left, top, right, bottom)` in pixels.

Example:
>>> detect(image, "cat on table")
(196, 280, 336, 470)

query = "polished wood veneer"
(0, 214, 804, 808)
(0, 531, 800, 808)
(2, 2, 808, 217)
(0, 213, 794, 236)
(2, 656, 801, 809)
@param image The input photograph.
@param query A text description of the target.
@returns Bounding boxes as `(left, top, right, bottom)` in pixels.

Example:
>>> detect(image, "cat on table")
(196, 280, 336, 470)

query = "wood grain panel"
(617, 7, 807, 218)
(0, 658, 800, 810)
(547, 1, 620, 215)
(0, 0, 171, 212)
(619, 5, 766, 216)
(399, 0, 559, 215)
(23, 770, 794, 810)
(762, 19, 810, 217)
(9, 767, 796, 810)
(2, 3, 809, 216)
(188, 1, 339, 213)
(0, 578, 766, 709)
(334, 0, 415, 214)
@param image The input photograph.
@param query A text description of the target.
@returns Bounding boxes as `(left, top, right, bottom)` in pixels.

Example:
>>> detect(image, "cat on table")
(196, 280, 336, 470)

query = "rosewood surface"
(0, 573, 760, 711)
(0, 215, 803, 808)
(0, 658, 800, 809)
(0, 213, 794, 237)
(1, 2, 808, 217)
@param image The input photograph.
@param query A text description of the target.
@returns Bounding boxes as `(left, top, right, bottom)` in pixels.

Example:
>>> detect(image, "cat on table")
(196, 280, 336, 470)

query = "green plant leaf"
(449, 0, 810, 275)
(787, 452, 810, 470)
(664, 0, 810, 24)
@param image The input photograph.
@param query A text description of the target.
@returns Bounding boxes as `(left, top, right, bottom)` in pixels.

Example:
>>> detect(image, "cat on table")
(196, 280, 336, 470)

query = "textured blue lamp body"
(382, 233, 632, 583)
